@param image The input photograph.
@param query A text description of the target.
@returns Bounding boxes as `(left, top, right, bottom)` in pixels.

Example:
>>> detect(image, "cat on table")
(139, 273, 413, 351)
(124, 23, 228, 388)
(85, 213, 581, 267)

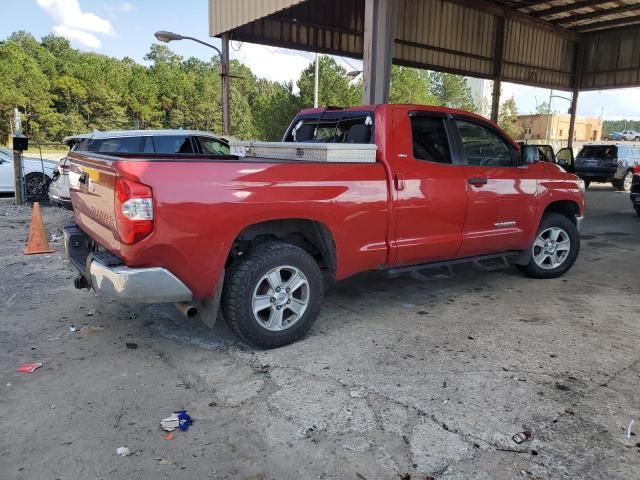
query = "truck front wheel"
(222, 241, 324, 348)
(518, 213, 580, 279)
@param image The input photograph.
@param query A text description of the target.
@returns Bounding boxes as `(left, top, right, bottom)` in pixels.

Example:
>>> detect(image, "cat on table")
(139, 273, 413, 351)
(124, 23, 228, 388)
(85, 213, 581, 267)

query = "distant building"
(465, 77, 517, 119)
(516, 114, 602, 142)
(465, 77, 493, 117)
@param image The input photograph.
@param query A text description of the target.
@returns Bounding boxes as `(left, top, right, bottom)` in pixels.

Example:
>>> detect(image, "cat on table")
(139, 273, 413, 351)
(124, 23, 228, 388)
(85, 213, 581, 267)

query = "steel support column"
(221, 33, 231, 135)
(362, 0, 397, 105)
(490, 17, 506, 122)
(567, 44, 584, 148)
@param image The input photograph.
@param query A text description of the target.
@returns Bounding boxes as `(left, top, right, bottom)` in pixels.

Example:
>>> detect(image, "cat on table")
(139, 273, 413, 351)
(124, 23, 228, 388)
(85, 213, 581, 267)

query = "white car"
(620, 130, 640, 141)
(49, 130, 230, 209)
(48, 134, 90, 209)
(0, 147, 57, 200)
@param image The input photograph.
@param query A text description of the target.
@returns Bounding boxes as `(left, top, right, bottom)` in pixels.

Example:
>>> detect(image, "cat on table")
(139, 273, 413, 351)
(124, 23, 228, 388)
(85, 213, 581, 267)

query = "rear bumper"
(575, 166, 627, 180)
(64, 225, 192, 304)
(575, 167, 618, 180)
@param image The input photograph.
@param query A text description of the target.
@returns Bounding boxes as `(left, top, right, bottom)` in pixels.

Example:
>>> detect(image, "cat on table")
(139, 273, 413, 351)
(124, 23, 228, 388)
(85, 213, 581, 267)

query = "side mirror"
(521, 145, 541, 164)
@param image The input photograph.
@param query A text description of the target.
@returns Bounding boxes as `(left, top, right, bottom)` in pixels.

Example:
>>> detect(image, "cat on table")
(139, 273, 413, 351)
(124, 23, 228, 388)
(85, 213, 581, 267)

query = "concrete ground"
(1, 186, 639, 480)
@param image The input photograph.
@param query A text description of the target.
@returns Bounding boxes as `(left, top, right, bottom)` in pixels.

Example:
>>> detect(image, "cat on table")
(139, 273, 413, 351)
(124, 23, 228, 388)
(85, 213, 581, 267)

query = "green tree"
(252, 80, 300, 140)
(297, 56, 360, 108)
(498, 97, 522, 139)
(535, 101, 555, 115)
(0, 40, 52, 140)
(389, 66, 437, 105)
(429, 72, 477, 111)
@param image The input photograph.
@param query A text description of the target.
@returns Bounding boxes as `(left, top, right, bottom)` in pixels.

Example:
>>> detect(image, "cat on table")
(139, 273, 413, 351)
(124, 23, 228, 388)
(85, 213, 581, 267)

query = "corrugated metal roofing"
(209, 0, 307, 37)
(209, 0, 640, 90)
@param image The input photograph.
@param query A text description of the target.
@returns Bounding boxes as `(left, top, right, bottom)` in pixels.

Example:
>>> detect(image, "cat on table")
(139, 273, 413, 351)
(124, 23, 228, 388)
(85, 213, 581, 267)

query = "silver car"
(0, 147, 57, 200)
(49, 130, 230, 209)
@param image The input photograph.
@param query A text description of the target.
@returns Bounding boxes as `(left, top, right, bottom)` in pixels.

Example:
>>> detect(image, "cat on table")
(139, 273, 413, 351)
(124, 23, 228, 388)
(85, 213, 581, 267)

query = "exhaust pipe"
(175, 302, 199, 319)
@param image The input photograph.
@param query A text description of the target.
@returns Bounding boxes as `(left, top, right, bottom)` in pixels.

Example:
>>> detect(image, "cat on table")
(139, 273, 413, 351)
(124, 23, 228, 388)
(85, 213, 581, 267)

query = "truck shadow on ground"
(144, 263, 514, 351)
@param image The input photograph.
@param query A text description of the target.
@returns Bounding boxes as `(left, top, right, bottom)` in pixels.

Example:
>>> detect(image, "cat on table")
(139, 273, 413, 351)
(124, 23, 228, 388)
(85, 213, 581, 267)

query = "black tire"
(222, 241, 324, 348)
(635, 208, 640, 218)
(23, 173, 51, 201)
(583, 179, 591, 189)
(518, 213, 580, 279)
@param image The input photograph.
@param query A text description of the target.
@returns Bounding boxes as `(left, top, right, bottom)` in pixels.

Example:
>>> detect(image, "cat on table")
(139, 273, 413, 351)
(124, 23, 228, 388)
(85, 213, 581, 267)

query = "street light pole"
(314, 53, 319, 108)
(154, 31, 231, 136)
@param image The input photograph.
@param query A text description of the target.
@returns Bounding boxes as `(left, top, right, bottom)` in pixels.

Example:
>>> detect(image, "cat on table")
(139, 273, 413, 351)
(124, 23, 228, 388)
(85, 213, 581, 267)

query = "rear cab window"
(284, 110, 374, 144)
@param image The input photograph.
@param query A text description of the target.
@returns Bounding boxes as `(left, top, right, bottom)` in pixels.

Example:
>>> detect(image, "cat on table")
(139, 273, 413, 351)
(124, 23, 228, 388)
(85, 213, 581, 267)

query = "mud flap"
(197, 270, 225, 328)
(511, 249, 532, 266)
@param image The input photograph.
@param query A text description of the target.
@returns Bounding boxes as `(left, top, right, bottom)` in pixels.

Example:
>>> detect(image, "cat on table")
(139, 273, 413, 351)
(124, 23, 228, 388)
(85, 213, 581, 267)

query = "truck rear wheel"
(518, 213, 580, 279)
(222, 241, 324, 348)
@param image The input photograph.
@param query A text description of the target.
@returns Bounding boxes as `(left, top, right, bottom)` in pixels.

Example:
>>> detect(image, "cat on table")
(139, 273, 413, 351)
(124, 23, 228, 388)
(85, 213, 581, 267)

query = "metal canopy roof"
(209, 0, 640, 91)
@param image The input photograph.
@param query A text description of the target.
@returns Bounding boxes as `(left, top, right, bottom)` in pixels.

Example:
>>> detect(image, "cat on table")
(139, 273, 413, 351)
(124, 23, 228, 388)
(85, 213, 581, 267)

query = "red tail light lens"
(114, 177, 154, 244)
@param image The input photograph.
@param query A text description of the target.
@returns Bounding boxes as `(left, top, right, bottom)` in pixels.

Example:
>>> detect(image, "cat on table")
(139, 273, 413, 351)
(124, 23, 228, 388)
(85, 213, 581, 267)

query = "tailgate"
(67, 152, 121, 251)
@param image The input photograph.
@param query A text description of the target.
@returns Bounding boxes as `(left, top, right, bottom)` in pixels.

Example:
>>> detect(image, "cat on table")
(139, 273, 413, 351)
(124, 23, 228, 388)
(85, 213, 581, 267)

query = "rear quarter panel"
(78, 157, 390, 299)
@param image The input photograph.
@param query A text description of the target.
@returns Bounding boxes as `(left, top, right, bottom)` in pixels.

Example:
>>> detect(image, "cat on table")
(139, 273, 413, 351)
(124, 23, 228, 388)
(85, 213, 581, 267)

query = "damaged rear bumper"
(63, 225, 193, 304)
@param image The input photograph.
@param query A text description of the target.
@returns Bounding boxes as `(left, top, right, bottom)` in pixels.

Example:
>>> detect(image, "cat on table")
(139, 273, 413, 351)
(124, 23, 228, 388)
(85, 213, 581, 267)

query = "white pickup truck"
(620, 130, 640, 141)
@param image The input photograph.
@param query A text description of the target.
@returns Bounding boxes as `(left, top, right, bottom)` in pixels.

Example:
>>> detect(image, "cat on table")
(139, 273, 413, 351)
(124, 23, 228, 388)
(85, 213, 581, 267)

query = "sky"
(2, 0, 640, 120)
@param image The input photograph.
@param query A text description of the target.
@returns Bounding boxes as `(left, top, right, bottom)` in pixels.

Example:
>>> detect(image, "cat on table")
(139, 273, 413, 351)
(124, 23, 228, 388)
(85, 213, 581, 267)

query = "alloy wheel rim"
(532, 227, 571, 270)
(624, 173, 632, 191)
(252, 265, 310, 331)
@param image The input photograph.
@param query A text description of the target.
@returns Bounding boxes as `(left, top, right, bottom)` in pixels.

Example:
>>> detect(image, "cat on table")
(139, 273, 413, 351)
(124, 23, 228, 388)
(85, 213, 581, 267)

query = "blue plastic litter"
(176, 410, 193, 431)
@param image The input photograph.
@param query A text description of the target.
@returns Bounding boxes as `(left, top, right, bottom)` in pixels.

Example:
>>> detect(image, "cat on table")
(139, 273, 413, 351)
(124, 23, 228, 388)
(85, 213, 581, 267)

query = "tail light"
(58, 158, 69, 174)
(114, 177, 154, 244)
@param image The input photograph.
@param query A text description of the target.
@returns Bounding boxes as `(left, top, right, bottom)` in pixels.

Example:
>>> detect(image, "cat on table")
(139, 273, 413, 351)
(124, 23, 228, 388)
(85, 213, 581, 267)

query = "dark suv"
(574, 144, 640, 191)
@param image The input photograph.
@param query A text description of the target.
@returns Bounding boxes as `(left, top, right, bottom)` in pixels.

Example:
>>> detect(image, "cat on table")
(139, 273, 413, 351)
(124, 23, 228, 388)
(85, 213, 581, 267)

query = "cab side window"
(410, 116, 451, 164)
(455, 120, 514, 167)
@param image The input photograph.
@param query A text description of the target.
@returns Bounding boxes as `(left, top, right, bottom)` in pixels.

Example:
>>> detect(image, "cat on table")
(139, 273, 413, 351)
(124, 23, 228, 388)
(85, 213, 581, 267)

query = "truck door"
(389, 108, 467, 266)
(451, 117, 538, 257)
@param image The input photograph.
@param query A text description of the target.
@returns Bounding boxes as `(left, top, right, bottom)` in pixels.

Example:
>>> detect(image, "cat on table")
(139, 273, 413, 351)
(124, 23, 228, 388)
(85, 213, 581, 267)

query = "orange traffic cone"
(24, 202, 55, 255)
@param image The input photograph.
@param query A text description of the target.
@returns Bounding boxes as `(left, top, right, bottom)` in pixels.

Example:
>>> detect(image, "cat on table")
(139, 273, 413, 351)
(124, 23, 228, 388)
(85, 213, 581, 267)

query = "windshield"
(578, 145, 617, 159)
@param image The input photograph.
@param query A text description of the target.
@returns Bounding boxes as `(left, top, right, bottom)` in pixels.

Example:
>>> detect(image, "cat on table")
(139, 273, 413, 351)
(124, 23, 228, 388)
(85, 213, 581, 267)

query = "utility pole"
(221, 33, 231, 136)
(314, 53, 319, 108)
(545, 90, 553, 142)
(12, 108, 24, 206)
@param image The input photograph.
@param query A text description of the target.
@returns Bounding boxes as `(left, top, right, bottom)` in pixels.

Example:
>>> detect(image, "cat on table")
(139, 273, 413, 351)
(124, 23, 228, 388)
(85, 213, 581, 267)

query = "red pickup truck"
(64, 104, 585, 347)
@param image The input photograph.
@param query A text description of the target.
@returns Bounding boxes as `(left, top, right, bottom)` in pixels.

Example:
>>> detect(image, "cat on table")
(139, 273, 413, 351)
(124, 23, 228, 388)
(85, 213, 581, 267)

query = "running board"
(387, 251, 520, 277)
